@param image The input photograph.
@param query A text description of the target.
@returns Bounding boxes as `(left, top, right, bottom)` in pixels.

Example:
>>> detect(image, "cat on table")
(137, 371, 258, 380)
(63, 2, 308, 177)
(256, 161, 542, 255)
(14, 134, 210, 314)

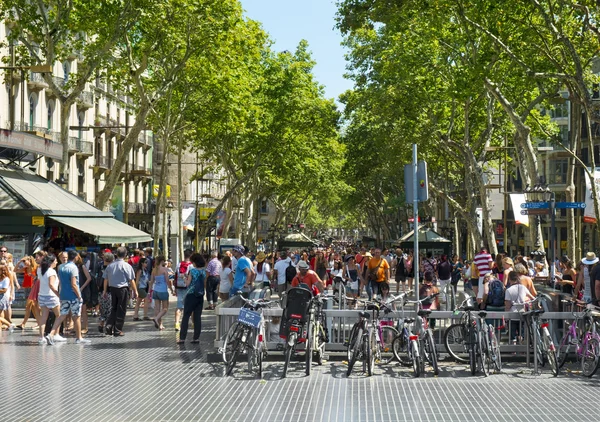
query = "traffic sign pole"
(413, 144, 419, 303)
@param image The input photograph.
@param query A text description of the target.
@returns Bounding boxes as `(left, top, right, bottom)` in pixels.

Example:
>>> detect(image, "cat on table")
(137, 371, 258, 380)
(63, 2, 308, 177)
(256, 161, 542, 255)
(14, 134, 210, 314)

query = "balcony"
(95, 80, 106, 91)
(109, 118, 119, 136)
(27, 72, 48, 89)
(52, 76, 67, 89)
(68, 137, 93, 156)
(130, 164, 151, 178)
(76, 91, 93, 109)
(94, 156, 109, 169)
(13, 121, 54, 139)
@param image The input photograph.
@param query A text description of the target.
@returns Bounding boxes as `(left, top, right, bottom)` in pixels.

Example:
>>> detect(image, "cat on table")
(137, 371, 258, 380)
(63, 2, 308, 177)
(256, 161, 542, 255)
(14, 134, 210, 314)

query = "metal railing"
(214, 293, 579, 357)
(95, 156, 109, 168)
(28, 72, 47, 86)
(77, 91, 93, 107)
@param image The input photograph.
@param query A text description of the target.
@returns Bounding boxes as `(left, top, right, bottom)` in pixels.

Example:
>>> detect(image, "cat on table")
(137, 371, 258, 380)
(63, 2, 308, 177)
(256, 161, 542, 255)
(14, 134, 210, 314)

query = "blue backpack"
(189, 268, 206, 297)
(486, 279, 505, 307)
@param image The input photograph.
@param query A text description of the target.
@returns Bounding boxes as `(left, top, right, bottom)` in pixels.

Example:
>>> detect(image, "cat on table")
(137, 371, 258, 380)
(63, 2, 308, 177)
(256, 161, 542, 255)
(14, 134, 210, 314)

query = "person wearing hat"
(291, 260, 325, 293)
(253, 252, 272, 290)
(501, 257, 514, 286)
(230, 245, 255, 297)
(575, 252, 600, 303)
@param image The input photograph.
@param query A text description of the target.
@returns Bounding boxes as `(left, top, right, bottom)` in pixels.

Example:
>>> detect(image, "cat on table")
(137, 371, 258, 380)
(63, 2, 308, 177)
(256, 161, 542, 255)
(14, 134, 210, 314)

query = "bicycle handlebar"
(236, 293, 278, 308)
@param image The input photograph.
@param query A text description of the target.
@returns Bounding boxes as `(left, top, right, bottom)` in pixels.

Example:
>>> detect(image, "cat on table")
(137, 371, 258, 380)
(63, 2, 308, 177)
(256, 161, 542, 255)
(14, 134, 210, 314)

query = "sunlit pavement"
(1, 309, 599, 422)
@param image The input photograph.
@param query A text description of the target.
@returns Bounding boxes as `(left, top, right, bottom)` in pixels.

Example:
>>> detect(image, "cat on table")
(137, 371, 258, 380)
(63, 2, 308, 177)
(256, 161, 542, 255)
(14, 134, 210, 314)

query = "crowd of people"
(2, 241, 600, 347)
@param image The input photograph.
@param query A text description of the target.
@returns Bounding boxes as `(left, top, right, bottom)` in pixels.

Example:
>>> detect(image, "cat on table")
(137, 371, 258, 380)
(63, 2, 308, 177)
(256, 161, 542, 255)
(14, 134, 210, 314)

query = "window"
(77, 160, 85, 195)
(62, 61, 71, 83)
(260, 219, 269, 232)
(29, 93, 38, 129)
(550, 103, 569, 119)
(549, 159, 568, 184)
(47, 100, 54, 130)
(559, 125, 569, 144)
(78, 112, 85, 140)
(260, 199, 268, 214)
(46, 158, 54, 181)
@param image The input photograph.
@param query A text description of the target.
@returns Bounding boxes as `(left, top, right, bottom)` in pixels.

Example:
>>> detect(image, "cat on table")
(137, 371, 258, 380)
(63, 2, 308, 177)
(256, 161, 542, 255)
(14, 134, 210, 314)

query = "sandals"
(133, 317, 141, 321)
(152, 319, 160, 329)
(15, 324, 24, 330)
(176, 340, 185, 344)
(143, 317, 151, 321)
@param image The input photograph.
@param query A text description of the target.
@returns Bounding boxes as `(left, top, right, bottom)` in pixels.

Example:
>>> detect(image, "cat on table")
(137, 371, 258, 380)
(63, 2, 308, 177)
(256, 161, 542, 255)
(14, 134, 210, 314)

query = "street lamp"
(523, 181, 556, 286)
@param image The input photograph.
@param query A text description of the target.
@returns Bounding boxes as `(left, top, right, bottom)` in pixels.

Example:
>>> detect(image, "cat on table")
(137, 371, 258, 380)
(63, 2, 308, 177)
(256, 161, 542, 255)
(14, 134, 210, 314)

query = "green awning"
(49, 216, 152, 244)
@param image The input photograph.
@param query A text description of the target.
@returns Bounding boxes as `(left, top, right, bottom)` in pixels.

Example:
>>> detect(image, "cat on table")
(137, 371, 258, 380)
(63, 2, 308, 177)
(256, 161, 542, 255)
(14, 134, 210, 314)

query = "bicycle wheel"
(316, 323, 326, 365)
(468, 326, 476, 376)
(347, 323, 360, 362)
(366, 330, 375, 376)
(247, 330, 255, 373)
(557, 333, 573, 368)
(223, 322, 244, 376)
(582, 337, 600, 378)
(379, 326, 399, 364)
(392, 330, 412, 366)
(478, 332, 489, 377)
(258, 342, 264, 379)
(282, 332, 296, 378)
(425, 329, 439, 376)
(489, 328, 502, 373)
(305, 321, 313, 376)
(444, 323, 469, 363)
(411, 340, 421, 377)
(543, 333, 559, 377)
(347, 328, 362, 377)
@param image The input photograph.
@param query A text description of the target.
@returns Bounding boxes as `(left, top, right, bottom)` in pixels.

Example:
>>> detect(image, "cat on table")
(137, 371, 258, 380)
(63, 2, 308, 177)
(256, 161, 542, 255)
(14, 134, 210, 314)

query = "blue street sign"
(555, 202, 586, 209)
(520, 202, 550, 209)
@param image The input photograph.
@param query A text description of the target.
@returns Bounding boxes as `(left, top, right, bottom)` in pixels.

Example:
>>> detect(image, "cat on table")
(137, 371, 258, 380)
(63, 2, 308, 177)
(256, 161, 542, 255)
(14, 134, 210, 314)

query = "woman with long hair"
(558, 257, 577, 295)
(177, 253, 207, 345)
(0, 264, 13, 330)
(150, 256, 174, 330)
(15, 256, 39, 330)
(37, 255, 60, 344)
(133, 258, 151, 320)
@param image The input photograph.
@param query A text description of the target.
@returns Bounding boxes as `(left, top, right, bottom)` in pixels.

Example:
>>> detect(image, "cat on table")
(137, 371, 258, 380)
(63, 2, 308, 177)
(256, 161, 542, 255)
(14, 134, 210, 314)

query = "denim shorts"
(176, 288, 187, 309)
(153, 290, 169, 301)
(60, 299, 82, 316)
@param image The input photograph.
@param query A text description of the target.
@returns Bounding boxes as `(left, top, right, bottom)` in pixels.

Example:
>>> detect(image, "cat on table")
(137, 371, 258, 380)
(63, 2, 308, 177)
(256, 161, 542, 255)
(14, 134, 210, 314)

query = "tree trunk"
(96, 101, 152, 210)
(152, 134, 169, 255)
(567, 100, 581, 262)
(58, 100, 72, 185)
(177, 140, 184, 261)
(584, 106, 600, 242)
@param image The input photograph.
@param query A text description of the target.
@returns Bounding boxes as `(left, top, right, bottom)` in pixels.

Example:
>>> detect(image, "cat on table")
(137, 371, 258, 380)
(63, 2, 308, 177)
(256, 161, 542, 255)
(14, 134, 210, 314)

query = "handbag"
(368, 259, 384, 282)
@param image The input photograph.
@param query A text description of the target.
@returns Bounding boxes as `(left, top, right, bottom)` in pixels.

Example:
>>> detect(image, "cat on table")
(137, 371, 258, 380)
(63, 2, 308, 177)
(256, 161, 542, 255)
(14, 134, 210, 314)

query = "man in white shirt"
(274, 250, 295, 296)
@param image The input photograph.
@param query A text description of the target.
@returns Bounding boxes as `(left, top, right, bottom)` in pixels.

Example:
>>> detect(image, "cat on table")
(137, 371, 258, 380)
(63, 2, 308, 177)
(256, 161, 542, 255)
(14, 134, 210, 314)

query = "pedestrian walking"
(46, 250, 90, 344)
(177, 253, 207, 344)
(103, 247, 138, 337)
(37, 255, 59, 344)
(150, 256, 174, 330)
(206, 250, 222, 310)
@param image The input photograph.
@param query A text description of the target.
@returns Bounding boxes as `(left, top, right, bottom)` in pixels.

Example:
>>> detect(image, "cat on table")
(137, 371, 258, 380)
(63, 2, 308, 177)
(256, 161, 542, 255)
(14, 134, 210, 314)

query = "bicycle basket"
(238, 308, 261, 328)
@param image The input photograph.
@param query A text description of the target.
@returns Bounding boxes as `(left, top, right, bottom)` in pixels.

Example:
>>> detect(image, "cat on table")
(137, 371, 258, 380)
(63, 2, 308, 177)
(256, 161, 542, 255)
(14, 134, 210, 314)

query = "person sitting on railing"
(504, 271, 535, 343)
(419, 271, 439, 329)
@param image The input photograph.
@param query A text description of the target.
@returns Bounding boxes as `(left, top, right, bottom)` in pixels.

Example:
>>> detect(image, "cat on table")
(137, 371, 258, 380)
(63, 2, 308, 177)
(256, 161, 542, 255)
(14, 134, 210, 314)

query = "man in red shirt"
(291, 260, 325, 293)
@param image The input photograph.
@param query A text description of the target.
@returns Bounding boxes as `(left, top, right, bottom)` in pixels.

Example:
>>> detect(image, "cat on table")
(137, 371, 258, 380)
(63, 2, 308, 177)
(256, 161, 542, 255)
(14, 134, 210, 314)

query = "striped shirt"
(473, 252, 492, 276)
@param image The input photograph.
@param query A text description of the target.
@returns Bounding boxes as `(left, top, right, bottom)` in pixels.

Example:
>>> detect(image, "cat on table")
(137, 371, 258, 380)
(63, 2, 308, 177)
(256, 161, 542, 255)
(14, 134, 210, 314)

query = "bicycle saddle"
(403, 318, 415, 324)
(463, 306, 476, 311)
(358, 311, 370, 319)
(417, 309, 432, 317)
(478, 311, 488, 318)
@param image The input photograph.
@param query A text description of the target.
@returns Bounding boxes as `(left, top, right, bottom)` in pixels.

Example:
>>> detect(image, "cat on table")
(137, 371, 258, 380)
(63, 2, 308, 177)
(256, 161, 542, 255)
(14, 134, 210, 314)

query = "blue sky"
(240, 0, 353, 102)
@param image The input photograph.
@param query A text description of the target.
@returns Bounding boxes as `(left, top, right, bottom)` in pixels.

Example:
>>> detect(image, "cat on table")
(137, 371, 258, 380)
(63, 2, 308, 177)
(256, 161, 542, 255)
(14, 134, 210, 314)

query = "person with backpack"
(177, 253, 207, 345)
(273, 250, 296, 297)
(173, 250, 193, 331)
(481, 273, 505, 310)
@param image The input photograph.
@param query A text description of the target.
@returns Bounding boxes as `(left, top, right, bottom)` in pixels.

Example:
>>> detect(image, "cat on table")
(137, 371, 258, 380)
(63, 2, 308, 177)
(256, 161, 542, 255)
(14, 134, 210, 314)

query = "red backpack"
(175, 261, 191, 288)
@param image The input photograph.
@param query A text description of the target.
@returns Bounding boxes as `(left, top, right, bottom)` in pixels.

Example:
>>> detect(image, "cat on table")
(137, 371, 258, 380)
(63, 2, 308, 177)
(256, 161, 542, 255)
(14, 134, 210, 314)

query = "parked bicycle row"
(220, 288, 600, 379)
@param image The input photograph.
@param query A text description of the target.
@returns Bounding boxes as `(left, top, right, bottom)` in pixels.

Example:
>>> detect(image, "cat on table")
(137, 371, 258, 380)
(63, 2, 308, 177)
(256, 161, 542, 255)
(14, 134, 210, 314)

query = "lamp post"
(523, 182, 555, 285)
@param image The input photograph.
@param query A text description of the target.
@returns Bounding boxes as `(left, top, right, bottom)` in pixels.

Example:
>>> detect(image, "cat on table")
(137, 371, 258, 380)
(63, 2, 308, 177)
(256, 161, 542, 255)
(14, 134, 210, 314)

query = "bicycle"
(346, 299, 378, 376)
(305, 293, 333, 375)
(556, 300, 600, 377)
(443, 297, 479, 375)
(397, 294, 439, 377)
(279, 287, 314, 378)
(222, 294, 278, 378)
(474, 310, 502, 375)
(519, 297, 559, 377)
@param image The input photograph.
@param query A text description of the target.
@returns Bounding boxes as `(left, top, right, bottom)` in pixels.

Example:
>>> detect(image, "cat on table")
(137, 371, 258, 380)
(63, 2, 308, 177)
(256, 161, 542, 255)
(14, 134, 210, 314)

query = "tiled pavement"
(1, 305, 600, 422)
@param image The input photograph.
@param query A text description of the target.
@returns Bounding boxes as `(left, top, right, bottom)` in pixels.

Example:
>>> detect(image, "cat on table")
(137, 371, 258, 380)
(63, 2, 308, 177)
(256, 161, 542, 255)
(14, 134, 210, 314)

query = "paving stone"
(1, 309, 599, 422)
